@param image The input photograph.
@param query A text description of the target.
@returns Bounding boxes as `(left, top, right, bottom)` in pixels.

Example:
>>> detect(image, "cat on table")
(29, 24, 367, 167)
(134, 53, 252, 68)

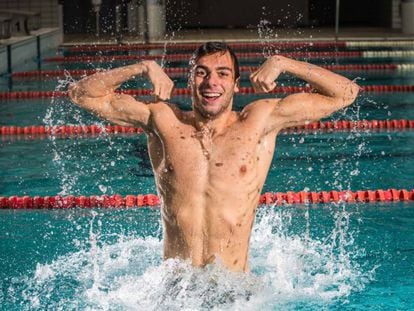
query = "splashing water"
(43, 73, 80, 195)
(4, 206, 374, 310)
(42, 71, 125, 196)
(257, 19, 278, 58)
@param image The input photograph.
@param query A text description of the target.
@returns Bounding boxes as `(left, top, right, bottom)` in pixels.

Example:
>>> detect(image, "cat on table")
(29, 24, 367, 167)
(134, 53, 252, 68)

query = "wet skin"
(152, 53, 280, 271)
(69, 51, 359, 271)
(148, 102, 277, 271)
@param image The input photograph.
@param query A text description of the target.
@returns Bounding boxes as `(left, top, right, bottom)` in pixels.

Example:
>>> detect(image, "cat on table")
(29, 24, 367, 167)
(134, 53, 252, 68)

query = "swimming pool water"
(1, 41, 414, 309)
(1, 204, 413, 310)
(1, 131, 413, 197)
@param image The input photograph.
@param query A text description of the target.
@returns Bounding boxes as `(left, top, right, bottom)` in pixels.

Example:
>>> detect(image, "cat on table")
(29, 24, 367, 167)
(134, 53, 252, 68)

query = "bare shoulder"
(149, 101, 191, 124)
(241, 98, 281, 118)
(149, 101, 183, 116)
(236, 98, 286, 136)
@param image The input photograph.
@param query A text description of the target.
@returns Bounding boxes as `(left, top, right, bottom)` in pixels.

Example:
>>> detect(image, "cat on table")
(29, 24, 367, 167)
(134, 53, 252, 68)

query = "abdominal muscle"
(161, 191, 259, 272)
(157, 154, 264, 272)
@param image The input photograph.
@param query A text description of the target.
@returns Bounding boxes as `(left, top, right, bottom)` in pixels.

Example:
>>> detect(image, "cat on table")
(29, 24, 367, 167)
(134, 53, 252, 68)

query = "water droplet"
(350, 169, 360, 176)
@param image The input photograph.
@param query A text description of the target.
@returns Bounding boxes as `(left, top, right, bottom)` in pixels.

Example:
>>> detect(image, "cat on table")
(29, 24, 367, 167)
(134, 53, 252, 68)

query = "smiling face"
(190, 51, 240, 119)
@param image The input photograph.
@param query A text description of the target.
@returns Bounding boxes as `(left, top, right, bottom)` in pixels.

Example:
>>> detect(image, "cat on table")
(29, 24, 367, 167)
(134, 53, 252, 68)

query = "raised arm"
(250, 55, 360, 132)
(68, 60, 174, 131)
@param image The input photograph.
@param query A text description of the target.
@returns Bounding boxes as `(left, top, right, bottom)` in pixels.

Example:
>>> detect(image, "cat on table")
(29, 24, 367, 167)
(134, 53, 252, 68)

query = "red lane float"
(62, 41, 347, 52)
(0, 91, 67, 100)
(1, 120, 413, 137)
(10, 64, 401, 79)
(2, 84, 414, 100)
(0, 189, 413, 209)
(44, 51, 362, 63)
(0, 124, 144, 136)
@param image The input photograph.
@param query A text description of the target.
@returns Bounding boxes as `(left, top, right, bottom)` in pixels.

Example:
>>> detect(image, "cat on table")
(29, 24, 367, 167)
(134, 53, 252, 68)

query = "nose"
(204, 72, 219, 87)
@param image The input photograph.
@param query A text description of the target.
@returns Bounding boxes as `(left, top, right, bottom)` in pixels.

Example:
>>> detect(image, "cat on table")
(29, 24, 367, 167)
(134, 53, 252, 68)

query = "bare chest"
(149, 123, 276, 189)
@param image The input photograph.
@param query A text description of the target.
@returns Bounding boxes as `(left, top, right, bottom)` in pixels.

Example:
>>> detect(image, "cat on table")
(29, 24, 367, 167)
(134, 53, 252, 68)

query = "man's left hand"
(250, 56, 284, 93)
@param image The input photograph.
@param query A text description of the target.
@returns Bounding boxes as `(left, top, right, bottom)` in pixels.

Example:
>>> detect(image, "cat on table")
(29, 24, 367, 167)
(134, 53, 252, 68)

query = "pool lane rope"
(43, 51, 361, 63)
(2, 84, 414, 101)
(11, 63, 414, 80)
(61, 40, 414, 52)
(1, 120, 413, 138)
(43, 50, 414, 63)
(1, 189, 413, 209)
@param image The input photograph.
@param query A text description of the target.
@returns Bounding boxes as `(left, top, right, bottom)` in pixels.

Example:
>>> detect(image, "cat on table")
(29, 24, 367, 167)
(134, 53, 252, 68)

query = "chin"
(196, 105, 226, 119)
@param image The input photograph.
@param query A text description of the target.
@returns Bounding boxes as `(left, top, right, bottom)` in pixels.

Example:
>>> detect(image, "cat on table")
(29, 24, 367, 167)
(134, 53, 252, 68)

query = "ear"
(234, 77, 240, 93)
(187, 71, 194, 89)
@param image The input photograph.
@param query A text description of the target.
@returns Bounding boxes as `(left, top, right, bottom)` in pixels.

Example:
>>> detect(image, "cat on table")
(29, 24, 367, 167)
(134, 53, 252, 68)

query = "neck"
(193, 107, 234, 136)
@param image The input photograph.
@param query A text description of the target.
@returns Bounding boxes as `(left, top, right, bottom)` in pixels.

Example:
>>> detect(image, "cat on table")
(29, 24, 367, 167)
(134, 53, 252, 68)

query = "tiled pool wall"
(0, 28, 62, 75)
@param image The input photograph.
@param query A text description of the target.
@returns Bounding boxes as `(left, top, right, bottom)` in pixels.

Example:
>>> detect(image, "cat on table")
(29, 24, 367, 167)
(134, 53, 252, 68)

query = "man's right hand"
(142, 60, 174, 101)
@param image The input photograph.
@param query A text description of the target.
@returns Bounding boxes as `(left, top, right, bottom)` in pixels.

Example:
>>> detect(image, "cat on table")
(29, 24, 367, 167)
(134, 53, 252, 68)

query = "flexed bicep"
(269, 93, 344, 130)
(253, 55, 359, 133)
(103, 93, 152, 129)
(69, 84, 152, 129)
(67, 61, 171, 131)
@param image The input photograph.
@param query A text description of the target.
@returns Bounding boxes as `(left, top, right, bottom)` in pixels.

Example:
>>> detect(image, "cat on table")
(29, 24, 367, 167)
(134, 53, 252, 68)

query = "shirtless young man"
(69, 42, 359, 272)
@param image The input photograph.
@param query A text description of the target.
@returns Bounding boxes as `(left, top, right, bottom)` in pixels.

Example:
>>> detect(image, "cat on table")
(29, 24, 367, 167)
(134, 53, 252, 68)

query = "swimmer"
(68, 42, 359, 272)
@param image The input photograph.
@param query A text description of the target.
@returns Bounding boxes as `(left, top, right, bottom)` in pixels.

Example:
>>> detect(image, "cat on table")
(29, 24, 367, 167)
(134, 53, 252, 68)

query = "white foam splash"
(14, 207, 373, 310)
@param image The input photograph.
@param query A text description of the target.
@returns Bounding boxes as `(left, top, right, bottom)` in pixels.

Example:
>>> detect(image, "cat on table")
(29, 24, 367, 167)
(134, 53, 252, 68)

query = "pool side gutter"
(0, 28, 62, 75)
(61, 27, 414, 46)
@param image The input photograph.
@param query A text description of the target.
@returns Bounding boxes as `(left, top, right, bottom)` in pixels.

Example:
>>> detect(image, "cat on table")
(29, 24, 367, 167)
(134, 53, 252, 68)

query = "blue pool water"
(1, 42, 414, 309)
(1, 204, 413, 309)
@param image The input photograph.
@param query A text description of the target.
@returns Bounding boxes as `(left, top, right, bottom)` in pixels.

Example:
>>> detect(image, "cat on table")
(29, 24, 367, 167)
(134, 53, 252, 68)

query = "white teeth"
(202, 92, 221, 98)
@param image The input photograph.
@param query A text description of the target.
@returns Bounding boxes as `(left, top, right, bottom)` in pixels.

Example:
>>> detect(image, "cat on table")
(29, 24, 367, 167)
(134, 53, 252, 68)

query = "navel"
(206, 254, 216, 264)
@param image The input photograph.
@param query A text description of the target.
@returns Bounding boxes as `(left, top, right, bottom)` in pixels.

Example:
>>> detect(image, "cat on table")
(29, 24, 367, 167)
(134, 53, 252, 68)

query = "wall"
(0, 0, 60, 28)
(340, 0, 392, 27)
(166, 0, 395, 29)
(63, 0, 94, 34)
(392, 0, 401, 29)
(2, 0, 396, 35)
(63, 0, 128, 35)
(166, 0, 309, 29)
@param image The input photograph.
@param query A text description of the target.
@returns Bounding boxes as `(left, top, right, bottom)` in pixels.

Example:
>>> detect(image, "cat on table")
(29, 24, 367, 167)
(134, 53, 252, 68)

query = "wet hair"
(189, 42, 240, 81)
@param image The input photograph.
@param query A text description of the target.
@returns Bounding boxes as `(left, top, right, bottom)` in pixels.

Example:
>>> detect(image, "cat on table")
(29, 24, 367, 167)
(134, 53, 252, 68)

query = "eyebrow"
(194, 65, 233, 72)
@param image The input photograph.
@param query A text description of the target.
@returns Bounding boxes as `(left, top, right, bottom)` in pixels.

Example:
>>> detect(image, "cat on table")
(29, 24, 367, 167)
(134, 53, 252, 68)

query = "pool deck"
(62, 27, 414, 45)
